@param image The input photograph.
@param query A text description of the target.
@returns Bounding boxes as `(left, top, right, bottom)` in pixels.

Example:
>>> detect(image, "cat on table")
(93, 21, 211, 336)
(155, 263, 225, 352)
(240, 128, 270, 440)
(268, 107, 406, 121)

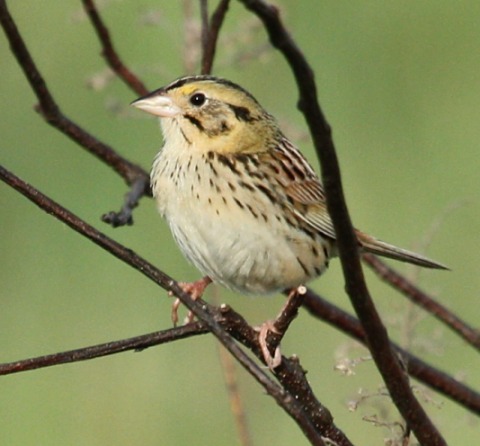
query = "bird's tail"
(356, 230, 448, 270)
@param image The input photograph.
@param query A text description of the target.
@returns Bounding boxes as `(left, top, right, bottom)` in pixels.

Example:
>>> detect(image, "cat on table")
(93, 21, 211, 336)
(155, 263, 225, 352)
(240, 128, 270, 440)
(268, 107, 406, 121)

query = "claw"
(257, 321, 282, 370)
(170, 276, 212, 325)
(255, 285, 306, 370)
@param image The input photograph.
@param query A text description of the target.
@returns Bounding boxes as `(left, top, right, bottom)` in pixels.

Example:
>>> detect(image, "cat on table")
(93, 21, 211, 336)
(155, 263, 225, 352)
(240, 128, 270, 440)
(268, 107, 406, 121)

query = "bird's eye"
(190, 93, 206, 107)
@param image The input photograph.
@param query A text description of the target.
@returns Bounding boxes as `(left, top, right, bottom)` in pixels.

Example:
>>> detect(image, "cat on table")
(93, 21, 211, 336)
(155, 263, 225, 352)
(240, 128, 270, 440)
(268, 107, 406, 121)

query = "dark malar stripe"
(184, 114, 204, 131)
(180, 128, 191, 144)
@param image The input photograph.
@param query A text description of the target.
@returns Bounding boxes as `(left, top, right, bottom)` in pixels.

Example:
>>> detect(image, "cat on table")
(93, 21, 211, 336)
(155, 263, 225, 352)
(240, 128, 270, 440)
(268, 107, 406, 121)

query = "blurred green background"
(1, 1, 479, 444)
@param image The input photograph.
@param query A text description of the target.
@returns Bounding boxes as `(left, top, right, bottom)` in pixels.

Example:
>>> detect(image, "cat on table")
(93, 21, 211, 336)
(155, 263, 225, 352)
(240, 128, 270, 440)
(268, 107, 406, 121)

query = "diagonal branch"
(363, 254, 480, 350)
(200, 0, 231, 74)
(0, 164, 333, 445)
(1, 263, 478, 418)
(216, 305, 353, 446)
(238, 1, 446, 444)
(301, 290, 480, 416)
(0, 0, 148, 188)
(2, 1, 474, 442)
(81, 0, 148, 96)
(0, 0, 151, 230)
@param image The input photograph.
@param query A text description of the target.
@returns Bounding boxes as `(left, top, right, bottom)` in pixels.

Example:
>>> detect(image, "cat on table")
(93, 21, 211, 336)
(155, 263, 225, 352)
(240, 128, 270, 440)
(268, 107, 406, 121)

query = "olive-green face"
(164, 77, 266, 141)
(134, 76, 281, 154)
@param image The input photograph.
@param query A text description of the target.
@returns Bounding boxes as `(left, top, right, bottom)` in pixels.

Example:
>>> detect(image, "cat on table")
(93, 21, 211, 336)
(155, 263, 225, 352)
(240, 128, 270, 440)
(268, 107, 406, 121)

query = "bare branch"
(0, 1, 149, 189)
(0, 323, 208, 375)
(363, 254, 480, 350)
(1, 248, 477, 419)
(0, 164, 334, 446)
(201, 0, 231, 74)
(217, 305, 353, 446)
(81, 0, 148, 96)
(238, 1, 446, 444)
(2, 1, 476, 443)
(0, 0, 151, 229)
(301, 289, 480, 416)
(101, 176, 147, 227)
(262, 286, 306, 361)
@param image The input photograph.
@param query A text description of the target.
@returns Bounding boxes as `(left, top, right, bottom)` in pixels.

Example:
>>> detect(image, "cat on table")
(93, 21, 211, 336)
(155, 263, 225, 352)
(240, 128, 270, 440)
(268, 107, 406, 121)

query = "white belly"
(151, 146, 328, 294)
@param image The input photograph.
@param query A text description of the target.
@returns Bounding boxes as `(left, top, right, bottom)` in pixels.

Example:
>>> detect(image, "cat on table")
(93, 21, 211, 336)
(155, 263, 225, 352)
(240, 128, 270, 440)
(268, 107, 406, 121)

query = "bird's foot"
(169, 276, 213, 325)
(255, 285, 307, 370)
(256, 321, 282, 370)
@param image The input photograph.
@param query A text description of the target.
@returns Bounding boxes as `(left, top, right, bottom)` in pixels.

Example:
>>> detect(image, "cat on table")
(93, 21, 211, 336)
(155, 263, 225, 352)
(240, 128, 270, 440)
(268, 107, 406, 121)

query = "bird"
(132, 75, 447, 367)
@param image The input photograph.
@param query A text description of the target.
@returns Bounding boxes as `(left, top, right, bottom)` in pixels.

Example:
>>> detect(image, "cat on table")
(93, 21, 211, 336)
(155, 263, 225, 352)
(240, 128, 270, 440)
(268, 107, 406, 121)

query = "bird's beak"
(131, 92, 181, 118)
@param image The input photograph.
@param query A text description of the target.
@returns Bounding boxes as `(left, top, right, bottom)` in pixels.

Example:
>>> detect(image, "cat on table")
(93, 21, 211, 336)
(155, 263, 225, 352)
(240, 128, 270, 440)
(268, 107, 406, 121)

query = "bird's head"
(132, 75, 281, 154)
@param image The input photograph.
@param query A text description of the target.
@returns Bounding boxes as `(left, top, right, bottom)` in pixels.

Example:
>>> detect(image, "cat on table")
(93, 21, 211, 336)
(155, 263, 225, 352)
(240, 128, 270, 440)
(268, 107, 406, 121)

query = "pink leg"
(257, 321, 282, 370)
(257, 286, 306, 369)
(170, 276, 213, 325)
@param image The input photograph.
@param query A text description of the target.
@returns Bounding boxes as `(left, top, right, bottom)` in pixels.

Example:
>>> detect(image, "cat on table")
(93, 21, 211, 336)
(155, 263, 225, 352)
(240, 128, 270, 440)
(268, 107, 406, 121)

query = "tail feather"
(356, 231, 448, 270)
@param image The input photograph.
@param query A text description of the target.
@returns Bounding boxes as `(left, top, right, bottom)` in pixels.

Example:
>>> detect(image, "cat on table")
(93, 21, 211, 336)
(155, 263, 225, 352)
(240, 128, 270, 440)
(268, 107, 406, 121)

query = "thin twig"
(363, 254, 480, 350)
(101, 176, 147, 227)
(0, 0, 149, 191)
(199, 0, 210, 50)
(81, 0, 148, 96)
(301, 289, 480, 416)
(238, 1, 446, 444)
(201, 0, 231, 74)
(0, 323, 208, 375)
(1, 261, 477, 418)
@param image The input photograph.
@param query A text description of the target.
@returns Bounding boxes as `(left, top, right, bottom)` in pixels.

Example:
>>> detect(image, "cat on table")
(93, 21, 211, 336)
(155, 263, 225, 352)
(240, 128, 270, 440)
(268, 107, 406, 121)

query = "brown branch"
(363, 254, 480, 350)
(101, 175, 146, 227)
(1, 254, 477, 419)
(0, 0, 150, 227)
(2, 1, 475, 442)
(81, 0, 148, 96)
(238, 1, 446, 444)
(200, 0, 210, 50)
(0, 164, 333, 446)
(0, 323, 208, 375)
(4, 158, 477, 436)
(301, 289, 480, 416)
(0, 1, 148, 188)
(200, 0, 231, 74)
(217, 305, 353, 446)
(262, 286, 306, 361)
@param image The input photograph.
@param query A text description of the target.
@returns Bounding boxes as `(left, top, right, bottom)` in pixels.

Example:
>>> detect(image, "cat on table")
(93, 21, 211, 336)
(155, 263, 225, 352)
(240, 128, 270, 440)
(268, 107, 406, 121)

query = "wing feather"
(260, 139, 337, 240)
